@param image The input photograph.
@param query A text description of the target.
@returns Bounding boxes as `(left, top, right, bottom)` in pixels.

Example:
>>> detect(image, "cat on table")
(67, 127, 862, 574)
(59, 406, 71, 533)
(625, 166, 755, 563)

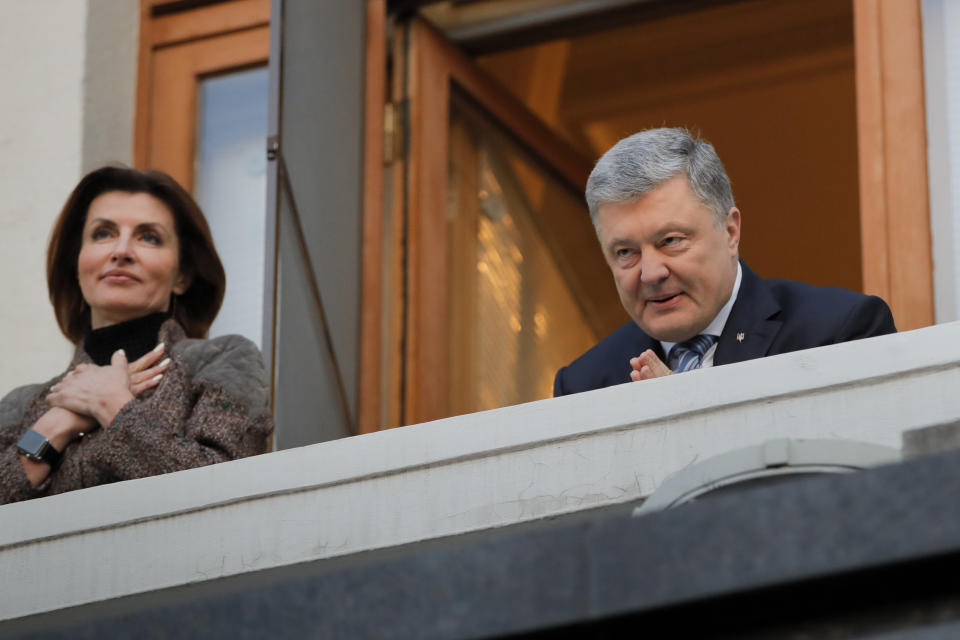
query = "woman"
(0, 166, 273, 504)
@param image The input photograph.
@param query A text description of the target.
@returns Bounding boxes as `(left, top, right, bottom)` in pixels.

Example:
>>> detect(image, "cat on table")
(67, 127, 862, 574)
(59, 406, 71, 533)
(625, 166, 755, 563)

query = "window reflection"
(448, 93, 597, 414)
(194, 66, 269, 347)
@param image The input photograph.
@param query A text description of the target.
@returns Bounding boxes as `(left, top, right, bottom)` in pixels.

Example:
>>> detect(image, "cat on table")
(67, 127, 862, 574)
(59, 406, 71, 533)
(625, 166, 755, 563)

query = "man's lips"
(646, 292, 682, 303)
(644, 292, 684, 309)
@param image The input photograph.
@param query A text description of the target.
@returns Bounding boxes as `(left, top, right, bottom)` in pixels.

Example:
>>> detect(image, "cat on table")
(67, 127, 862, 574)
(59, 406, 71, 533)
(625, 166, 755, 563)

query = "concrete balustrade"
(3, 322, 960, 623)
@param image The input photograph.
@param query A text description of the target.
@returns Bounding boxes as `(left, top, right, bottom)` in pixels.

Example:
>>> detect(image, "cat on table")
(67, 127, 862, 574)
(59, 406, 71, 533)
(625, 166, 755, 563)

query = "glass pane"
(448, 93, 598, 415)
(194, 66, 269, 347)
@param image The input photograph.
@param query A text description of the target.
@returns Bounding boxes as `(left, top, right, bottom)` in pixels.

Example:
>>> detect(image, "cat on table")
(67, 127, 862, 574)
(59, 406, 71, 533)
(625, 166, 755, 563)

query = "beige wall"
(0, 0, 138, 397)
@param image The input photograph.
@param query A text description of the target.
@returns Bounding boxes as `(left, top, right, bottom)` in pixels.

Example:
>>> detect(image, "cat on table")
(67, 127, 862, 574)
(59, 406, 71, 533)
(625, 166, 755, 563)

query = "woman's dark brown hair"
(47, 166, 226, 343)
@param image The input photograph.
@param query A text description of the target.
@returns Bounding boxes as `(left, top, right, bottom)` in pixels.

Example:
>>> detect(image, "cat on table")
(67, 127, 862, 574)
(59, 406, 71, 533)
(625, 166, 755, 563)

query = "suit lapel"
(650, 339, 666, 362)
(714, 261, 782, 366)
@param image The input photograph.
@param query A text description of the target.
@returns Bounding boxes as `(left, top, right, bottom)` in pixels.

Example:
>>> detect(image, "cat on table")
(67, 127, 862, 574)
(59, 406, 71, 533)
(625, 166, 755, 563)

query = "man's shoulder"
(751, 275, 896, 346)
(554, 321, 650, 396)
(762, 277, 890, 320)
(764, 276, 866, 299)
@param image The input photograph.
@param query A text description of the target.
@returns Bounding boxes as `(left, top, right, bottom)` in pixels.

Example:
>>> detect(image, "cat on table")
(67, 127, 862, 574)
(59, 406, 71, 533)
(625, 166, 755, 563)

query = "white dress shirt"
(659, 262, 743, 368)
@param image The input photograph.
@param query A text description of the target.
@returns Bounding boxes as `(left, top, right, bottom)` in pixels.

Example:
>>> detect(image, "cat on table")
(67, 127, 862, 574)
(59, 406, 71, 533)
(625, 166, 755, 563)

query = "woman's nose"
(110, 235, 134, 262)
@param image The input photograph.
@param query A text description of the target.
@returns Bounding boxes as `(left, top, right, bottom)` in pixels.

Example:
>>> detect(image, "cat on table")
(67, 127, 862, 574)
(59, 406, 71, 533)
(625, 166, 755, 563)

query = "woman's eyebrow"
(135, 222, 169, 232)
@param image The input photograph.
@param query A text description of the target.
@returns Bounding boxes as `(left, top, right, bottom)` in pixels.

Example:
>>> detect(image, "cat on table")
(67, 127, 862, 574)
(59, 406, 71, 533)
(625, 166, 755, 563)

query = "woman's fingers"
(111, 349, 128, 368)
(128, 358, 170, 394)
(68, 363, 93, 376)
(57, 348, 169, 401)
(47, 358, 135, 426)
(127, 343, 165, 374)
(126, 345, 170, 396)
(130, 358, 171, 383)
(46, 385, 85, 415)
(130, 373, 164, 395)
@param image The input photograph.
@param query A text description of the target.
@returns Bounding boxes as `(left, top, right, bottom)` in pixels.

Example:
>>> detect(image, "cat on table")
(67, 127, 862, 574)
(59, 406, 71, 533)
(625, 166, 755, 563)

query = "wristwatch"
(17, 429, 62, 468)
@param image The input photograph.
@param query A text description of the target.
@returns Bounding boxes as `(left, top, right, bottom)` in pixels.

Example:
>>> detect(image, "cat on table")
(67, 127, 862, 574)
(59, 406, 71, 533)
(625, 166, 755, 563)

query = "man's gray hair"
(585, 128, 735, 226)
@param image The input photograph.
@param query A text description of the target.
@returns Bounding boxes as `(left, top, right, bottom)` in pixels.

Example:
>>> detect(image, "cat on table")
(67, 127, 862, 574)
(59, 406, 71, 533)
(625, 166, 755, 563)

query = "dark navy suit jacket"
(553, 261, 897, 396)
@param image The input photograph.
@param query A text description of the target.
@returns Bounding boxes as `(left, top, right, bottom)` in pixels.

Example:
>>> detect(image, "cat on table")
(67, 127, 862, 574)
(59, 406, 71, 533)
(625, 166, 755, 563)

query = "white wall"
(83, 0, 139, 174)
(0, 1, 138, 397)
(924, 0, 960, 323)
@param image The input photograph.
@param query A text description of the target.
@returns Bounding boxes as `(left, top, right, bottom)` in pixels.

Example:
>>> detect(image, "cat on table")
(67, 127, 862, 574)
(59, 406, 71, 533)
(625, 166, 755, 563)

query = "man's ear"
(172, 271, 191, 296)
(725, 207, 741, 254)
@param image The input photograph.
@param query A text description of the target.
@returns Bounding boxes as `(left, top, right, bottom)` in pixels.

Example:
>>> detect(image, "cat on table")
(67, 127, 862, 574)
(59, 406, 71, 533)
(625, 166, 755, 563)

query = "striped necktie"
(668, 335, 718, 373)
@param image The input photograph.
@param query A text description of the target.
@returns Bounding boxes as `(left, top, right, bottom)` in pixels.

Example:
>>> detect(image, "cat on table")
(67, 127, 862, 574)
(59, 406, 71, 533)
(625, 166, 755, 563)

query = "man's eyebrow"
(653, 220, 696, 236)
(605, 224, 688, 246)
(603, 236, 634, 249)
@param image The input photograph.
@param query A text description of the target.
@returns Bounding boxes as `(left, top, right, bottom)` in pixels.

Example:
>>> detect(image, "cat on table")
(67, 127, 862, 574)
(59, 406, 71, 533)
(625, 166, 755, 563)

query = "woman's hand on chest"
(127, 342, 172, 395)
(47, 349, 137, 427)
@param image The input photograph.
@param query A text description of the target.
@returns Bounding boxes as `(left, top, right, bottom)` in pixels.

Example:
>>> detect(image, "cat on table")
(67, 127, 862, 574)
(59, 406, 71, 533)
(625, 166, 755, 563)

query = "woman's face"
(77, 191, 189, 329)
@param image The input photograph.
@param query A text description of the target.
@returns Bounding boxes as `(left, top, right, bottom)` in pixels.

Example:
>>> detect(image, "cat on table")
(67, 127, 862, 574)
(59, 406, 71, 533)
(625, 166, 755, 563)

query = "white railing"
(3, 322, 960, 621)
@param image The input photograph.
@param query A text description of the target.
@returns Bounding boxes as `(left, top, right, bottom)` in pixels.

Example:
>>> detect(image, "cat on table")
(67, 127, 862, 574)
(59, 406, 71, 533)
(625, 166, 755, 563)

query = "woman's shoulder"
(171, 333, 266, 377)
(0, 381, 51, 427)
(170, 334, 268, 408)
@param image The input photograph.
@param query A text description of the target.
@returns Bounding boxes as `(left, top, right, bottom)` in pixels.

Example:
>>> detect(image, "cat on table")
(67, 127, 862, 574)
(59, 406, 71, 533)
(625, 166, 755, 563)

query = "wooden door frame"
(854, 0, 933, 331)
(388, 17, 604, 427)
(358, 0, 388, 434)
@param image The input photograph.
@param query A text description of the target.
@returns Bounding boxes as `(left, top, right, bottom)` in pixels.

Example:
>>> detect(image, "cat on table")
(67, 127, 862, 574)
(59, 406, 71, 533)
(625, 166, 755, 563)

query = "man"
(553, 128, 896, 396)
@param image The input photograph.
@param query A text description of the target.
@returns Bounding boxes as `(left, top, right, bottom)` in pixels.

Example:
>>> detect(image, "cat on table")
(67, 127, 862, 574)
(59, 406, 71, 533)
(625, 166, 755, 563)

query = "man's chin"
(634, 317, 702, 343)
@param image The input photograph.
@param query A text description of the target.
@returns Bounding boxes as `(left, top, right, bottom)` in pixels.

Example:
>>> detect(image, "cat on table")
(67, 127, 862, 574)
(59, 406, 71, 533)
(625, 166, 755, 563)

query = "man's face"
(595, 175, 740, 343)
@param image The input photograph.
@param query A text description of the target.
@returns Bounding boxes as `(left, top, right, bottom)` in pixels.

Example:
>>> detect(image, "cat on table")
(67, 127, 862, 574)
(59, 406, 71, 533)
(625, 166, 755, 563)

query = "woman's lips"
(101, 271, 139, 283)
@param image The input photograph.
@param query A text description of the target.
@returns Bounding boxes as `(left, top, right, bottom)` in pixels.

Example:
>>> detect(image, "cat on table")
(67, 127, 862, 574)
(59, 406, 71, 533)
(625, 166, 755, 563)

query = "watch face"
(17, 429, 50, 459)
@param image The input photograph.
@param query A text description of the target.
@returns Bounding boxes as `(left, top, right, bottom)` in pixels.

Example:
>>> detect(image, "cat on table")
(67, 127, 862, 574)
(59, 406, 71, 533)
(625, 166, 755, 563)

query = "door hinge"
(383, 100, 407, 165)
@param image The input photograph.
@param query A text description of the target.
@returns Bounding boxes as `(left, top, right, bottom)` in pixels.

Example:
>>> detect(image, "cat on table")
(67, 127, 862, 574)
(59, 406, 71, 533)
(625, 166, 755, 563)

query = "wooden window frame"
(134, 0, 272, 433)
(134, 0, 270, 181)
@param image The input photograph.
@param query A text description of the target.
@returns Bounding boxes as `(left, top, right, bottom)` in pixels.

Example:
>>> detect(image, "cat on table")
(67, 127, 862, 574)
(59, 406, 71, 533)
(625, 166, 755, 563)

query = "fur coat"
(0, 320, 273, 504)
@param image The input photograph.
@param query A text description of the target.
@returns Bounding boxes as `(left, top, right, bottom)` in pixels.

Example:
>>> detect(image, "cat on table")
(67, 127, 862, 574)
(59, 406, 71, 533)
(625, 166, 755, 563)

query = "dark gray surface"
(862, 621, 960, 640)
(6, 449, 960, 638)
(903, 419, 960, 458)
(274, 186, 354, 443)
(271, 0, 364, 447)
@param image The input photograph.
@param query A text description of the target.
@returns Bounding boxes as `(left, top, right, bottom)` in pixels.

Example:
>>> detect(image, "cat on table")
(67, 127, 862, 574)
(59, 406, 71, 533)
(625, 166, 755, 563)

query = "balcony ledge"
(2, 322, 960, 621)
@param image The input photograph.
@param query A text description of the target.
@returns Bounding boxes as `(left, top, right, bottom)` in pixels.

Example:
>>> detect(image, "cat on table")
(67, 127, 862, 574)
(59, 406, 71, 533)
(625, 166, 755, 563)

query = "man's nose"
(639, 252, 669, 284)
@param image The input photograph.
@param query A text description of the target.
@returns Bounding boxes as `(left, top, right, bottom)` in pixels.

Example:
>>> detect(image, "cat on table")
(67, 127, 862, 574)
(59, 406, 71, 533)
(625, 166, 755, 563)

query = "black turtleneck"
(83, 312, 169, 366)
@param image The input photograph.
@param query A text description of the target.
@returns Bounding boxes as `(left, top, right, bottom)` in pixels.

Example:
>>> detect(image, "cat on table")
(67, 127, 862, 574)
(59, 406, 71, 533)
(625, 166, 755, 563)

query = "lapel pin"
(736, 332, 745, 343)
